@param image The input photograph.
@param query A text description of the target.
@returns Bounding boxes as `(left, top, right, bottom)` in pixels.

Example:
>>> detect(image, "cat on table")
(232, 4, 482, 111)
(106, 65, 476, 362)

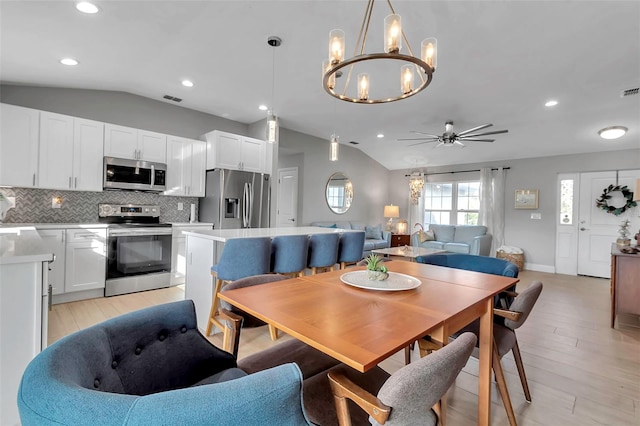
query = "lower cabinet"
(184, 233, 218, 332)
(38, 229, 66, 295)
(64, 229, 107, 293)
(171, 224, 213, 286)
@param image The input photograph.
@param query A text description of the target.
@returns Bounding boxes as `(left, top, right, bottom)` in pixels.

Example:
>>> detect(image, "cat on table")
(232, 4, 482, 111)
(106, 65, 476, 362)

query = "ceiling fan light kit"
(322, 0, 437, 104)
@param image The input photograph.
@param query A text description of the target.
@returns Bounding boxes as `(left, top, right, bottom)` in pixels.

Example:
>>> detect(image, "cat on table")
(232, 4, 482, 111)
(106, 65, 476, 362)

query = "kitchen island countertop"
(0, 227, 54, 265)
(183, 226, 356, 243)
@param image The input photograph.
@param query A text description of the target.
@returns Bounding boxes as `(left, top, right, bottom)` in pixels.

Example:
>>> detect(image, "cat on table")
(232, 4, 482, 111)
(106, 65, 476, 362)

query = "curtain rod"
(405, 167, 510, 177)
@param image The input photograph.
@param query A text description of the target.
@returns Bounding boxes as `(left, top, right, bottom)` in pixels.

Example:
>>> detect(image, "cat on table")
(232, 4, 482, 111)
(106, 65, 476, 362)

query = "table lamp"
(384, 204, 399, 232)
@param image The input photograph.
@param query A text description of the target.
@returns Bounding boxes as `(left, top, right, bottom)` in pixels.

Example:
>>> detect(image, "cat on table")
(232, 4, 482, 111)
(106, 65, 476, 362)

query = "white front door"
(276, 167, 298, 227)
(577, 170, 639, 278)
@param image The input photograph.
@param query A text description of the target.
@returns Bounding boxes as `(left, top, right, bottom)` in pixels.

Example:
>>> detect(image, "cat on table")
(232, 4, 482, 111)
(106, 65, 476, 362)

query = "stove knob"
(144, 208, 149, 213)
(102, 205, 113, 216)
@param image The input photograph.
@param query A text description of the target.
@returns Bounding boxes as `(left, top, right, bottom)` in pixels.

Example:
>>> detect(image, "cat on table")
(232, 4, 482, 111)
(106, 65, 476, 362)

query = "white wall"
(389, 149, 640, 271)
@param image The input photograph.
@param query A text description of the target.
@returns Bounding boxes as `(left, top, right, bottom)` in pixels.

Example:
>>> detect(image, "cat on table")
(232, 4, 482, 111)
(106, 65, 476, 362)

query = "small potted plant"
(364, 254, 389, 281)
(617, 219, 631, 247)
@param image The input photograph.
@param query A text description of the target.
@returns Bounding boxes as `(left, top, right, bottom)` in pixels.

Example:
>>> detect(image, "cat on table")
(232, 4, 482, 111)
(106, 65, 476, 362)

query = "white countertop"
(0, 227, 54, 265)
(184, 226, 357, 243)
(0, 223, 109, 229)
(170, 222, 213, 227)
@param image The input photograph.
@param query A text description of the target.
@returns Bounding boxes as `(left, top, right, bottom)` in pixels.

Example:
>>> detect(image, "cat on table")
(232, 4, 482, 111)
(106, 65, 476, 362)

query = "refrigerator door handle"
(247, 182, 254, 228)
(242, 182, 249, 228)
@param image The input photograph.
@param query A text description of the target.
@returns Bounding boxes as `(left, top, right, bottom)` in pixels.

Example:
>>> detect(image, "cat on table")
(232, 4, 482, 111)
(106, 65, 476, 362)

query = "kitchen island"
(1, 227, 54, 426)
(183, 226, 356, 332)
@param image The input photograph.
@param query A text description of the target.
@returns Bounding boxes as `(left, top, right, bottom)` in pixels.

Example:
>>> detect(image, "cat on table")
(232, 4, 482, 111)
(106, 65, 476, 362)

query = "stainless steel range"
(99, 203, 172, 297)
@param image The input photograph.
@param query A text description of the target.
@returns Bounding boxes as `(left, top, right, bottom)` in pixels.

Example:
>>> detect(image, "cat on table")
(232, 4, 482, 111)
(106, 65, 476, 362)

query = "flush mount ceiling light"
(181, 80, 194, 87)
(322, 0, 437, 104)
(598, 126, 628, 140)
(75, 2, 100, 14)
(60, 58, 78, 66)
(545, 100, 558, 107)
(258, 105, 268, 111)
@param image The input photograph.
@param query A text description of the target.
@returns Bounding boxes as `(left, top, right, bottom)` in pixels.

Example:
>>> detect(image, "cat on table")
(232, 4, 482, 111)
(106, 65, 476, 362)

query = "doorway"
(556, 170, 639, 278)
(276, 167, 299, 227)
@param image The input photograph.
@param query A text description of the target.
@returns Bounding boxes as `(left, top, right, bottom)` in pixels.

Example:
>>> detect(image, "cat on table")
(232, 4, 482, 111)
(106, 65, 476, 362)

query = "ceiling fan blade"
(410, 131, 442, 138)
(453, 141, 466, 147)
(407, 140, 439, 146)
(458, 138, 495, 142)
(434, 142, 445, 148)
(398, 137, 440, 141)
(456, 123, 493, 136)
(461, 129, 509, 137)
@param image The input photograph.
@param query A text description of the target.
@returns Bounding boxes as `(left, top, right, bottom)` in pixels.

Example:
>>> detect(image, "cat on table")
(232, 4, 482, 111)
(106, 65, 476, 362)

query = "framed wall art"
(515, 189, 539, 209)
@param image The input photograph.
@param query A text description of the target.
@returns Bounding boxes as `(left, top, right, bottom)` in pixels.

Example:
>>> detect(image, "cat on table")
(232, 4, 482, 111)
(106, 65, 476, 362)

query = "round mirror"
(326, 172, 353, 214)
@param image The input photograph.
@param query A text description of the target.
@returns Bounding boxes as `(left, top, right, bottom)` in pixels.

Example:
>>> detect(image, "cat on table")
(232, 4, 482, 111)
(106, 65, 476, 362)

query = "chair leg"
(491, 342, 518, 426)
(205, 278, 224, 336)
(268, 324, 279, 341)
(340, 261, 346, 270)
(511, 340, 532, 402)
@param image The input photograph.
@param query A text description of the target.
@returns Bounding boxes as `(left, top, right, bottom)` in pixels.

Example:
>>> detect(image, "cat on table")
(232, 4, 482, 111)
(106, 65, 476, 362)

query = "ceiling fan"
(399, 121, 508, 147)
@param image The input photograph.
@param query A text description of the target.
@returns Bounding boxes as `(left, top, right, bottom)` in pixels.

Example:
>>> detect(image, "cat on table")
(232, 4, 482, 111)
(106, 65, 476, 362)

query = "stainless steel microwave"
(103, 157, 166, 192)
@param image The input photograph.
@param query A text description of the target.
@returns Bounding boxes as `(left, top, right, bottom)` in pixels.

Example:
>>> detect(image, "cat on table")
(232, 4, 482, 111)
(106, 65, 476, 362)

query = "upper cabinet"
(164, 136, 206, 197)
(0, 104, 40, 188)
(104, 124, 166, 163)
(203, 130, 266, 173)
(39, 111, 104, 191)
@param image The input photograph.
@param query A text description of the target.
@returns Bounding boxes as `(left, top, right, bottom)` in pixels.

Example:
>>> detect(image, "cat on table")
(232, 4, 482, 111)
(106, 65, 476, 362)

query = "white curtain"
(479, 167, 506, 255)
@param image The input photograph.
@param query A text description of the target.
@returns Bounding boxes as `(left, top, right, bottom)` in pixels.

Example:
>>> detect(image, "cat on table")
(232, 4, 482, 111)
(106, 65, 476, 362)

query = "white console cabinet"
(203, 130, 266, 173)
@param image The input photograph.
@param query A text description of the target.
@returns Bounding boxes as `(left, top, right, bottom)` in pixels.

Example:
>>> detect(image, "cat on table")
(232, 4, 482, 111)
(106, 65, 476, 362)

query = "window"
(423, 181, 480, 225)
(559, 179, 574, 224)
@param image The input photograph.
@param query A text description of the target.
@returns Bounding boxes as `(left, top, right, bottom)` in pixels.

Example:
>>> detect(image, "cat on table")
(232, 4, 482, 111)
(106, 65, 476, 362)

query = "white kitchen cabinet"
(39, 112, 104, 191)
(164, 136, 206, 197)
(203, 130, 266, 173)
(38, 229, 66, 295)
(0, 103, 40, 188)
(104, 123, 167, 163)
(184, 233, 218, 333)
(170, 224, 212, 285)
(64, 228, 106, 293)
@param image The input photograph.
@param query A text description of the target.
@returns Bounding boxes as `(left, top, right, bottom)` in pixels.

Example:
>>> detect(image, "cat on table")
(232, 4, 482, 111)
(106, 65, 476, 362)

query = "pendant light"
(329, 100, 339, 161)
(266, 36, 281, 143)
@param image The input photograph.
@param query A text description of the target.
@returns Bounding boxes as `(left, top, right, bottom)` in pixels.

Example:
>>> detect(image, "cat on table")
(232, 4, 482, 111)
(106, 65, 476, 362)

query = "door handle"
(48, 284, 53, 311)
(69, 176, 72, 188)
(288, 218, 295, 222)
(74, 177, 78, 188)
(580, 227, 588, 231)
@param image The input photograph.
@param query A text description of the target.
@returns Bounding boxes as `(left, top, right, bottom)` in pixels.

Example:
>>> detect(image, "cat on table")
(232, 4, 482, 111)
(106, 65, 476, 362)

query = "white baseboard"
(524, 263, 555, 273)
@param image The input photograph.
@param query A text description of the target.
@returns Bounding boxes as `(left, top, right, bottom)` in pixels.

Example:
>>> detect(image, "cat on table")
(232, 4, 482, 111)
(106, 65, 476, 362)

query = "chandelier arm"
(355, 0, 375, 56)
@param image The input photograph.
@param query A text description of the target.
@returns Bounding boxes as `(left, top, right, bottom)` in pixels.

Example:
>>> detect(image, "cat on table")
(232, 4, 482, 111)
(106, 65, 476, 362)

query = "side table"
(390, 233, 410, 247)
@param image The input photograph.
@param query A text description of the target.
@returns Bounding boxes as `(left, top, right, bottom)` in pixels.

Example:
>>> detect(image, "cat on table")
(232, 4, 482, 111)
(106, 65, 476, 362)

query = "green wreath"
(595, 184, 637, 216)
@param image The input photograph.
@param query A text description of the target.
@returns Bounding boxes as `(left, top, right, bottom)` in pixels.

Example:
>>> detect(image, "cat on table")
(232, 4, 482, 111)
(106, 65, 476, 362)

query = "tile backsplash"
(0, 187, 198, 224)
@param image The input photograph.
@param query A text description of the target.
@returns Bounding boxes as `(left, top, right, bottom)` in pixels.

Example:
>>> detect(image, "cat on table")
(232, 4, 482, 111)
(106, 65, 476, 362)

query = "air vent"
(620, 87, 639, 97)
(349, 141, 359, 145)
(163, 95, 183, 102)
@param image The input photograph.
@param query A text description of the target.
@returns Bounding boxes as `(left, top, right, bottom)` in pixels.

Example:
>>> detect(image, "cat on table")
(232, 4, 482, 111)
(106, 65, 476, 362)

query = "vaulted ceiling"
(1, 1, 639, 170)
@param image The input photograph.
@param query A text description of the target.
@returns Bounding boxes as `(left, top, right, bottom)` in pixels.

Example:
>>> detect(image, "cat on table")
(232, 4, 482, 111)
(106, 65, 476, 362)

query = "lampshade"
(634, 178, 640, 201)
(384, 205, 400, 218)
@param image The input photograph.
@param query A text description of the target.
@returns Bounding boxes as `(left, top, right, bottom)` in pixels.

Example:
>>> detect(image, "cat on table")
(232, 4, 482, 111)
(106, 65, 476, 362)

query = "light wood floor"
(48, 270, 640, 425)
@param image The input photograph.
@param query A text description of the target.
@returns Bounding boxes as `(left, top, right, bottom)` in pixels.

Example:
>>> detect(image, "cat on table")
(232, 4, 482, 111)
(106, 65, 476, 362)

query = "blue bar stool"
(307, 233, 340, 275)
(206, 237, 271, 336)
(337, 231, 366, 269)
(271, 235, 309, 278)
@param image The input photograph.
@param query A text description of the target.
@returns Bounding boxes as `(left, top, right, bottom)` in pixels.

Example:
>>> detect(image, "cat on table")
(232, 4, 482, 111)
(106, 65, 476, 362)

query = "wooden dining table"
(218, 260, 519, 425)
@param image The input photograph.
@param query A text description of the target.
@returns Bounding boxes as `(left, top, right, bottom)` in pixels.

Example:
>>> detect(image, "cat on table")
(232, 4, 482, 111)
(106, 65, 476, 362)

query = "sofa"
(411, 224, 492, 256)
(311, 221, 391, 258)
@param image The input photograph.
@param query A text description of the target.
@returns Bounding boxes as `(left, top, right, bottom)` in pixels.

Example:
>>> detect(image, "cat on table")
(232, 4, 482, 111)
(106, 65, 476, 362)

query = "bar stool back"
(206, 237, 271, 336)
(307, 233, 340, 275)
(337, 231, 366, 269)
(271, 235, 309, 278)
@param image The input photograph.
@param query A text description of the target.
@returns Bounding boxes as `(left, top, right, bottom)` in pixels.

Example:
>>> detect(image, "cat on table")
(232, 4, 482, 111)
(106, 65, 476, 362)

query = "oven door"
(107, 229, 172, 280)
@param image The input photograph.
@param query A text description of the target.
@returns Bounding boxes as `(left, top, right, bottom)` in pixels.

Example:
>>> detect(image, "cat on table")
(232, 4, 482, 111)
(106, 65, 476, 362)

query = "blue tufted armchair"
(17, 300, 311, 426)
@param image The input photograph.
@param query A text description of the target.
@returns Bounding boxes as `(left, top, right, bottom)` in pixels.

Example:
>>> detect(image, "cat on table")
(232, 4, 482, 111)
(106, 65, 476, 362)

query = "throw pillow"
(317, 223, 337, 228)
(418, 229, 435, 242)
(365, 225, 383, 240)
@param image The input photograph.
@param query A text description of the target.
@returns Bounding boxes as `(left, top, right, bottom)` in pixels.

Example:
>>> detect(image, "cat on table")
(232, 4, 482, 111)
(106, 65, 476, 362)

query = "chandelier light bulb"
(329, 29, 345, 65)
(322, 60, 335, 90)
(384, 14, 402, 53)
(401, 65, 414, 94)
(422, 38, 437, 70)
(358, 73, 370, 100)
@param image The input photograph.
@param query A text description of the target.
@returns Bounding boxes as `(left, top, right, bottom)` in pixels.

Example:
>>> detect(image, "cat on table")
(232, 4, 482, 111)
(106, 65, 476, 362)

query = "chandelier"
(409, 171, 424, 204)
(322, 0, 437, 104)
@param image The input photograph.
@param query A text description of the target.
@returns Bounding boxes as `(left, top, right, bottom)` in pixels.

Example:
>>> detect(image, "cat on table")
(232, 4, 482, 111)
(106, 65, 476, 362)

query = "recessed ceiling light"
(258, 105, 268, 111)
(181, 80, 194, 87)
(598, 126, 627, 140)
(75, 2, 100, 14)
(60, 58, 79, 66)
(377, 133, 384, 138)
(545, 100, 558, 107)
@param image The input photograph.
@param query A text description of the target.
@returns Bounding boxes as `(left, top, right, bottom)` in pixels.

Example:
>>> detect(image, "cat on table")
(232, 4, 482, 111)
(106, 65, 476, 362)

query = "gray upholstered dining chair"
(419, 280, 543, 426)
(301, 332, 477, 426)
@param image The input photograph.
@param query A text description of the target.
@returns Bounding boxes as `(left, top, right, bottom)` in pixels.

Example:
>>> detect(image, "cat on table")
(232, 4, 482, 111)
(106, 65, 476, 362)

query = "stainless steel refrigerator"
(198, 169, 270, 229)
